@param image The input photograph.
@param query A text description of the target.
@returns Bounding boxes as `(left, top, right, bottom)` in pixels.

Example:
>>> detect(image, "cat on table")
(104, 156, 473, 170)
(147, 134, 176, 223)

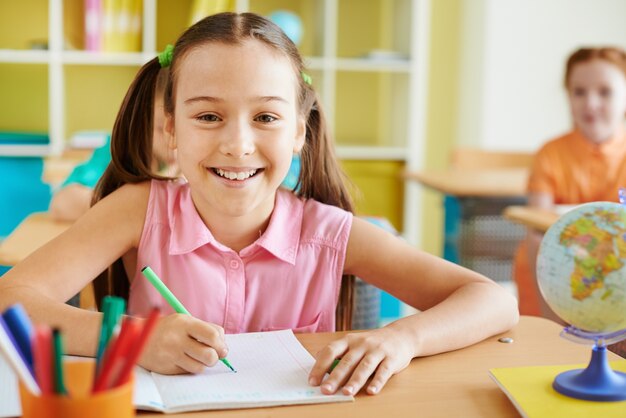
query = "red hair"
(564, 47, 626, 87)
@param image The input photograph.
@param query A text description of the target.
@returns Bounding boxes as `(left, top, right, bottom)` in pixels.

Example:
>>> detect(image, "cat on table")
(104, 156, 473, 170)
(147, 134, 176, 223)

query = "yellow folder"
(489, 361, 626, 418)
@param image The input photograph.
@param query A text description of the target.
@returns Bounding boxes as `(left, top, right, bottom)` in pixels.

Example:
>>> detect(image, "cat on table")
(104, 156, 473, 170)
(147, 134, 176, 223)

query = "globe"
(537, 201, 626, 334)
(536, 201, 626, 401)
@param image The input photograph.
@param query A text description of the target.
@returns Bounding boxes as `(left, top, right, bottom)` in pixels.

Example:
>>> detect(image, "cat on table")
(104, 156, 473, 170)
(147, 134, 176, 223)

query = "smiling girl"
(0, 13, 518, 396)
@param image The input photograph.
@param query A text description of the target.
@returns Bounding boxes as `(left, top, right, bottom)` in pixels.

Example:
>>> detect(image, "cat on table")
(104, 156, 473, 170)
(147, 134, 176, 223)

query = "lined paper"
(150, 330, 353, 412)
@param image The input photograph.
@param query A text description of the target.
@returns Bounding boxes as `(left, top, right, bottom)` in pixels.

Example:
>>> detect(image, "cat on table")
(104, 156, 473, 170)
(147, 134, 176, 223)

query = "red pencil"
(92, 318, 141, 393)
(111, 308, 160, 388)
(32, 325, 53, 395)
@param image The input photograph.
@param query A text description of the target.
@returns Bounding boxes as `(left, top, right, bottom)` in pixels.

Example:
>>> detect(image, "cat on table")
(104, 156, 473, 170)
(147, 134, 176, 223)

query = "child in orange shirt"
(516, 47, 626, 334)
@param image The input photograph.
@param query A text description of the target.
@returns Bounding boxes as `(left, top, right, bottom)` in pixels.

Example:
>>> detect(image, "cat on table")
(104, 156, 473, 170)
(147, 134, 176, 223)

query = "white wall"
(457, 0, 626, 152)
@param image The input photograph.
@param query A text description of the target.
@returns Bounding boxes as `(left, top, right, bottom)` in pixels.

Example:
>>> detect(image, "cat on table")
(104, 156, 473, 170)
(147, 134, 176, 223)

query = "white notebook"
(0, 330, 352, 417)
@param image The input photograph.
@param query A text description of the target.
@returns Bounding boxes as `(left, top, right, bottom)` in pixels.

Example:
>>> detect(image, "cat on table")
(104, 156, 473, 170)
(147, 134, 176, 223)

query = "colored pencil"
(112, 307, 160, 388)
(32, 325, 53, 395)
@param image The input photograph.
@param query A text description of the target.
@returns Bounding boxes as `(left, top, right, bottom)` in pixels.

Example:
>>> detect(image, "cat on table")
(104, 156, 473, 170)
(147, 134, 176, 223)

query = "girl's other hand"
(308, 327, 414, 396)
(139, 313, 228, 374)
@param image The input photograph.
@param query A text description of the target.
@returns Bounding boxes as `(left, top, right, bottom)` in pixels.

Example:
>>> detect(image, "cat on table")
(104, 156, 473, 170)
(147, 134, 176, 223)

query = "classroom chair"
(0, 156, 52, 240)
(445, 148, 534, 302)
(0, 156, 52, 278)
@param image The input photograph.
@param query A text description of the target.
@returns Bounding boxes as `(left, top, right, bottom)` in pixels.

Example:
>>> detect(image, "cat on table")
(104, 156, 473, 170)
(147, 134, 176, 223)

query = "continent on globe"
(559, 209, 626, 301)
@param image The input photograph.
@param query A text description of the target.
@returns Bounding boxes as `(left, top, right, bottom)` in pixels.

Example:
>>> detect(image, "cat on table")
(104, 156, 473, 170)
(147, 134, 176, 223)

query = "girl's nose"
(220, 120, 255, 158)
(585, 92, 602, 110)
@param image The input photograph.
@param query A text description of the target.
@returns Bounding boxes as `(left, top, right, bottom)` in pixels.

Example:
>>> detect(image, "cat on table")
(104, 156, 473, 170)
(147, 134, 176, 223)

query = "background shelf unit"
(0, 0, 430, 248)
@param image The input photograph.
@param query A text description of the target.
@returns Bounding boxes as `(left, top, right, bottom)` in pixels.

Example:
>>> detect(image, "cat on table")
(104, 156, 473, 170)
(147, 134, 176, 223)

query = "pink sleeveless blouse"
(128, 180, 352, 333)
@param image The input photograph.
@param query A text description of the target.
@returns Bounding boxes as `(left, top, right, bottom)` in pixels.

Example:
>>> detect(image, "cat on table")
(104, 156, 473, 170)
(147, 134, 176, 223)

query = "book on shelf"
(85, 0, 102, 51)
(86, 0, 142, 52)
(69, 130, 109, 149)
(0, 131, 49, 145)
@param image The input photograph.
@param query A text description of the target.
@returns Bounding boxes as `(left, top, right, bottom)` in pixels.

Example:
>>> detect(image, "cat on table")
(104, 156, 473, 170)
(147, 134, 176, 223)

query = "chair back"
(0, 157, 51, 240)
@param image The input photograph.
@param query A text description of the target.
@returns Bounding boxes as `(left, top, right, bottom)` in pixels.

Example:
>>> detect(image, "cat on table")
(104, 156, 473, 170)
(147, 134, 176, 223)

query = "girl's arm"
(309, 216, 519, 395)
(0, 182, 150, 356)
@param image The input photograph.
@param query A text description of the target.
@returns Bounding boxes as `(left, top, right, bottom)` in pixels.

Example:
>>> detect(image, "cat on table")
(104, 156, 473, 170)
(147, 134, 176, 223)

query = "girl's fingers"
(366, 358, 395, 395)
(184, 337, 220, 368)
(341, 351, 386, 396)
(320, 350, 365, 394)
(187, 321, 228, 357)
(174, 352, 209, 374)
(308, 340, 349, 386)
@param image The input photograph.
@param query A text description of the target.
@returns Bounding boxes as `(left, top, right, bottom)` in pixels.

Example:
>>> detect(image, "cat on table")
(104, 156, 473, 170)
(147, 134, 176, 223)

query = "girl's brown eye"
(256, 114, 277, 123)
(198, 114, 220, 122)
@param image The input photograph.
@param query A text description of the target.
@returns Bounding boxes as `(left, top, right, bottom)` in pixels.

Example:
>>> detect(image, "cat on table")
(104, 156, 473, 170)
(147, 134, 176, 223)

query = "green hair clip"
(158, 44, 174, 68)
(301, 71, 312, 86)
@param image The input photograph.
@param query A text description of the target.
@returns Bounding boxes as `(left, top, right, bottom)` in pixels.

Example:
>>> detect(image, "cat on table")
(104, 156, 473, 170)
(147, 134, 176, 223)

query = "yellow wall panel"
(0, 1, 48, 50)
(65, 66, 139, 137)
(0, 65, 48, 133)
(342, 160, 404, 232)
(422, 0, 462, 255)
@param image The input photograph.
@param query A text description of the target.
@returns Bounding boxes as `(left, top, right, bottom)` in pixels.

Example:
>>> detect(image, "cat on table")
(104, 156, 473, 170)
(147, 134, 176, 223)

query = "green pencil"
(141, 266, 236, 373)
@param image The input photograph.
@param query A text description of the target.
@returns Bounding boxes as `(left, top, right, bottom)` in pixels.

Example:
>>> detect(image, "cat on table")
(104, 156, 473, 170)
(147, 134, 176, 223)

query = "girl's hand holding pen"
(139, 314, 229, 375)
(308, 327, 413, 396)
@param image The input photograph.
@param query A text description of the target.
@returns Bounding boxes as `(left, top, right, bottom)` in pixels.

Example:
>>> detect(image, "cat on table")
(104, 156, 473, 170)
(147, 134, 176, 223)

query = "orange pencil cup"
(19, 360, 135, 418)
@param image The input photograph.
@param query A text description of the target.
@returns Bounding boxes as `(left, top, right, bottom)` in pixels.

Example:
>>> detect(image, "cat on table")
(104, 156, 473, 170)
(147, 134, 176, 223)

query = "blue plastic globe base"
(553, 346, 626, 401)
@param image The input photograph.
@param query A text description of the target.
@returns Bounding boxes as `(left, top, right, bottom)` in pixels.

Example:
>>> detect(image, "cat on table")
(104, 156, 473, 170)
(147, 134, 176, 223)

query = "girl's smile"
(209, 167, 263, 188)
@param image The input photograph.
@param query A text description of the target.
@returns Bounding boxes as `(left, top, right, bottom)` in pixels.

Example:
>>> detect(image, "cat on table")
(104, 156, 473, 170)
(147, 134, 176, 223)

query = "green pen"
(329, 358, 341, 373)
(52, 329, 67, 395)
(141, 266, 236, 372)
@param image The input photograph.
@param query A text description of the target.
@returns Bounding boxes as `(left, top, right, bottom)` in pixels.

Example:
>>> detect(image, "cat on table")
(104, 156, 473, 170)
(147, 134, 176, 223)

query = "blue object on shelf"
(0, 131, 49, 145)
(268, 10, 303, 46)
(0, 156, 51, 240)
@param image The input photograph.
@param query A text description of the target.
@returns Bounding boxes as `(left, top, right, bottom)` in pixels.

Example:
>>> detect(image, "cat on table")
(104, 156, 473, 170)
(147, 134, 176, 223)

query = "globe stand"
(552, 327, 626, 401)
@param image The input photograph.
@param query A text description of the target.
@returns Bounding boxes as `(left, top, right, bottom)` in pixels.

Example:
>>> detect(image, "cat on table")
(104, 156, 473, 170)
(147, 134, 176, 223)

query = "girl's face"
(567, 59, 626, 143)
(166, 40, 305, 223)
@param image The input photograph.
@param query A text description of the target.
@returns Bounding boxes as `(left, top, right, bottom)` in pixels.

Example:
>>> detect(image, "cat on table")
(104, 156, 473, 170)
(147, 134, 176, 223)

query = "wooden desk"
(0, 213, 95, 309)
(0, 213, 71, 266)
(503, 205, 560, 233)
(43, 149, 92, 185)
(404, 168, 529, 197)
(137, 316, 618, 417)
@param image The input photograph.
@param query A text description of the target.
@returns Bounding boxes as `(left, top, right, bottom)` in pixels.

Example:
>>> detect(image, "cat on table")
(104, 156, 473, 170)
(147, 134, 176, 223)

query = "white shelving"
(0, 0, 429, 247)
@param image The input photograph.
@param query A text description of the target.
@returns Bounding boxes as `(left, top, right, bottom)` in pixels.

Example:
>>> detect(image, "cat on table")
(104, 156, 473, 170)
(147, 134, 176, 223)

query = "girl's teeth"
(215, 168, 257, 180)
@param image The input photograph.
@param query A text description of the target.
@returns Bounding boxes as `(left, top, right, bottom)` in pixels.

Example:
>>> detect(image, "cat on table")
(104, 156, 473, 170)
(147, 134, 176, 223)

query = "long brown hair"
(564, 46, 626, 87)
(92, 12, 355, 329)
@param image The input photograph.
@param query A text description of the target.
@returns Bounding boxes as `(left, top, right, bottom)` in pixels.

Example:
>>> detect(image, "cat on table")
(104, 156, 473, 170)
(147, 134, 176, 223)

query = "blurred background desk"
(405, 168, 528, 197)
(0, 212, 94, 308)
(503, 205, 560, 233)
(0, 212, 70, 266)
(405, 149, 534, 295)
